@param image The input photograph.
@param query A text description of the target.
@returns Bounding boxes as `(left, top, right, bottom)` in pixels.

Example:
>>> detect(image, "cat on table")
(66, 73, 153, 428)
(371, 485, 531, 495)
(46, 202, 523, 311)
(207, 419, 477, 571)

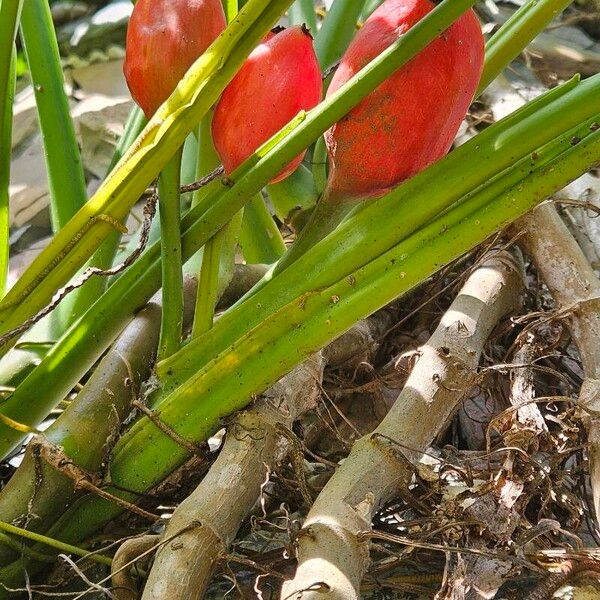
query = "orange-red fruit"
(212, 26, 322, 184)
(124, 0, 226, 118)
(325, 0, 485, 202)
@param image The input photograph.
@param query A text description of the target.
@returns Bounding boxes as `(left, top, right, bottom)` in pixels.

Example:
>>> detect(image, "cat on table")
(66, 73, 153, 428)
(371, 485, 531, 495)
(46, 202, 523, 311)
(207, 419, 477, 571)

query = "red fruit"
(212, 26, 322, 184)
(124, 0, 226, 118)
(325, 0, 484, 202)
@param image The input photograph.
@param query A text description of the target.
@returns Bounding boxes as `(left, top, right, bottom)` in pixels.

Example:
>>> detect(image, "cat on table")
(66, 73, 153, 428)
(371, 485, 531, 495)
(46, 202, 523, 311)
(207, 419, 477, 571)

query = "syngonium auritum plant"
(0, 0, 599, 589)
(0, 0, 485, 456)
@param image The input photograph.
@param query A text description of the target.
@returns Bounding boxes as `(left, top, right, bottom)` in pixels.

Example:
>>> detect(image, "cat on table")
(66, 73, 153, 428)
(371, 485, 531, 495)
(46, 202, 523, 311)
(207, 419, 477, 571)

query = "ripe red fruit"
(324, 0, 485, 202)
(212, 26, 322, 184)
(124, 0, 227, 118)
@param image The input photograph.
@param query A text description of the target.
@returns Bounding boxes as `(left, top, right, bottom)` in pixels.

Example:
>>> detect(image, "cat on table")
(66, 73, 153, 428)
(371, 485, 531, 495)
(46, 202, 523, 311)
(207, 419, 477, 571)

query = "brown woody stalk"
(514, 203, 600, 522)
(280, 251, 524, 600)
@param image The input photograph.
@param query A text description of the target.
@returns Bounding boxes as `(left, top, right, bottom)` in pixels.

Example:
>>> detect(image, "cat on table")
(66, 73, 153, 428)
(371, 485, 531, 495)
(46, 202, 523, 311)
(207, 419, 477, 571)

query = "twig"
(179, 165, 224, 194)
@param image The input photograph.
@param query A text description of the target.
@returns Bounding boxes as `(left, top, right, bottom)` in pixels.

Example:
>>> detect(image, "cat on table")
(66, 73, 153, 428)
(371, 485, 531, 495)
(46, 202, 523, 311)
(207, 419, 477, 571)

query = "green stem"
(191, 114, 230, 335)
(478, 0, 574, 94)
(0, 521, 112, 566)
(107, 106, 147, 173)
(0, 532, 54, 563)
(0, 51, 15, 299)
(193, 228, 227, 336)
(268, 192, 349, 273)
(361, 0, 384, 19)
(19, 0, 87, 233)
(0, 0, 295, 344)
(0, 0, 23, 298)
(315, 0, 367, 69)
(289, 0, 317, 31)
(158, 151, 184, 361)
(239, 194, 286, 264)
(195, 0, 240, 336)
(0, 74, 595, 457)
(267, 163, 318, 223)
(30, 125, 600, 558)
(223, 0, 238, 22)
(311, 136, 328, 194)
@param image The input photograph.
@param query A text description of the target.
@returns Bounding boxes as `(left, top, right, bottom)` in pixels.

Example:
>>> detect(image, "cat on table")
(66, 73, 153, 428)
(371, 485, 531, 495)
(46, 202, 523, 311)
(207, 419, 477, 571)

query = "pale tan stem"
(112, 535, 159, 600)
(138, 315, 390, 600)
(281, 251, 524, 600)
(514, 203, 600, 522)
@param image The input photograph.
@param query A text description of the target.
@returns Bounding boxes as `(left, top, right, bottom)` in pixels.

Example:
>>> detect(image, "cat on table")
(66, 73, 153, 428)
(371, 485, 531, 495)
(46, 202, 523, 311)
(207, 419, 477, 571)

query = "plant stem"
(191, 114, 234, 336)
(0, 51, 15, 299)
(195, 0, 242, 337)
(478, 0, 574, 94)
(315, 0, 367, 69)
(193, 228, 227, 336)
(289, 0, 317, 31)
(0, 0, 295, 343)
(158, 150, 184, 361)
(311, 136, 328, 194)
(223, 0, 238, 22)
(267, 191, 349, 273)
(0, 521, 112, 566)
(239, 194, 286, 264)
(267, 163, 318, 222)
(19, 0, 87, 233)
(29, 125, 600, 557)
(107, 106, 147, 173)
(361, 0, 385, 19)
(0, 0, 23, 298)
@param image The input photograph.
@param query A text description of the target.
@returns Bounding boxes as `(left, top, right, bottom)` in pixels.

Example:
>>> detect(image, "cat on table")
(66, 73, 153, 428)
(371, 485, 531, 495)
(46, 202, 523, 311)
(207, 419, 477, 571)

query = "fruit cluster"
(124, 0, 484, 202)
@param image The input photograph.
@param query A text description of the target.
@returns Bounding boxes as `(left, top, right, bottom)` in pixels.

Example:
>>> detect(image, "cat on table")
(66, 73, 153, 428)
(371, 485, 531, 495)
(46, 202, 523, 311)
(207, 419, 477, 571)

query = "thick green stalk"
(311, 136, 328, 195)
(267, 163, 318, 223)
(239, 194, 286, 264)
(108, 106, 147, 174)
(362, 0, 385, 19)
(180, 132, 200, 207)
(268, 195, 349, 274)
(289, 0, 317, 31)
(192, 0, 241, 336)
(158, 76, 599, 390)
(0, 72, 594, 458)
(314, 0, 367, 69)
(157, 151, 184, 360)
(192, 212, 243, 338)
(478, 0, 574, 93)
(192, 115, 221, 210)
(223, 0, 238, 22)
(0, 0, 295, 343)
(21, 124, 600, 561)
(19, 0, 87, 232)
